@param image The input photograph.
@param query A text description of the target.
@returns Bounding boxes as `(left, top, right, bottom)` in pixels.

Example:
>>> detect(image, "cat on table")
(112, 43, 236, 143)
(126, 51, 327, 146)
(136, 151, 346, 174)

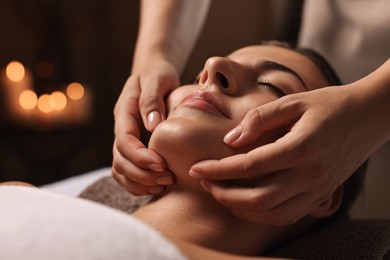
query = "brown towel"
(79, 176, 152, 214)
(80, 176, 390, 259)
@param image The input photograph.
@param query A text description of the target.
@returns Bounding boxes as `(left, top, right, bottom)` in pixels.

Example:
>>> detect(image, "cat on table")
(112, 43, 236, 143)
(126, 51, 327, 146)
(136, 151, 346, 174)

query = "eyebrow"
(257, 60, 307, 90)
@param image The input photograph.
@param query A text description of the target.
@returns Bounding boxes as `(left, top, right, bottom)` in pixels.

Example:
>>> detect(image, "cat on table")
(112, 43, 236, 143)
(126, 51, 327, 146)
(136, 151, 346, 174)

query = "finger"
(113, 144, 173, 185)
(231, 193, 326, 226)
(224, 96, 304, 147)
(139, 74, 179, 131)
(114, 137, 165, 172)
(200, 170, 302, 212)
(190, 138, 301, 180)
(114, 75, 143, 139)
(114, 76, 166, 170)
(112, 169, 165, 196)
(140, 90, 165, 132)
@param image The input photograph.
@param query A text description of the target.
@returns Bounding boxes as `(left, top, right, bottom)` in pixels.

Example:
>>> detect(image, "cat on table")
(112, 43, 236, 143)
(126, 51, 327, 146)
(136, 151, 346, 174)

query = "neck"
(132, 173, 284, 255)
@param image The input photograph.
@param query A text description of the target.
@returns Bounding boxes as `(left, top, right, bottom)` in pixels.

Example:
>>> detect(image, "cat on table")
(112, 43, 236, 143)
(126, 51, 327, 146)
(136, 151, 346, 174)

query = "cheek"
(232, 95, 276, 120)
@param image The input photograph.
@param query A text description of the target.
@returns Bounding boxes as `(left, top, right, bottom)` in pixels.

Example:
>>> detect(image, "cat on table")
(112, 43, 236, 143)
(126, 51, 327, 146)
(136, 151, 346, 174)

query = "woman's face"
(149, 45, 329, 177)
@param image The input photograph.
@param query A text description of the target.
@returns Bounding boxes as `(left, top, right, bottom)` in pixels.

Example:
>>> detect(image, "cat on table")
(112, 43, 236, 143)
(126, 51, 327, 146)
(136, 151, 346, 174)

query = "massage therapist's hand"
(112, 61, 179, 196)
(190, 83, 389, 225)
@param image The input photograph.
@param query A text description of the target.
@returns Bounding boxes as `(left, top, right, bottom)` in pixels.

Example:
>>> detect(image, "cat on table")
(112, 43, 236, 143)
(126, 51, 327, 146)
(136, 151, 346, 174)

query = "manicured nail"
(148, 186, 165, 195)
(148, 163, 164, 172)
(155, 175, 174, 185)
(189, 170, 203, 179)
(223, 126, 242, 144)
(147, 111, 162, 130)
(200, 180, 211, 193)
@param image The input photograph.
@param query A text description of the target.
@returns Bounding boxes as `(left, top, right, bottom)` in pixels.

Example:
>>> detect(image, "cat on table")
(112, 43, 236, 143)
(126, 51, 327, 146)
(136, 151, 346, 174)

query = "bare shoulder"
(0, 181, 36, 187)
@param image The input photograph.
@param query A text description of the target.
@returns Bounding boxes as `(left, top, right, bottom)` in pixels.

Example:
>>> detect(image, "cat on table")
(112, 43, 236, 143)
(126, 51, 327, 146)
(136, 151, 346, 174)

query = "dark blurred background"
(0, 0, 302, 185)
(0, 0, 141, 185)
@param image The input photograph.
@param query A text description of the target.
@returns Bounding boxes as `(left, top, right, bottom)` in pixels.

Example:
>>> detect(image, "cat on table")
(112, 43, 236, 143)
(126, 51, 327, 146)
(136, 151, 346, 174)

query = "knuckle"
(112, 168, 149, 196)
(111, 167, 119, 179)
(241, 158, 259, 179)
(136, 172, 155, 185)
(114, 142, 124, 155)
(112, 160, 124, 176)
(140, 95, 161, 108)
(111, 168, 125, 186)
(248, 194, 267, 212)
(114, 138, 129, 154)
(244, 108, 263, 127)
(250, 191, 275, 213)
(212, 190, 230, 206)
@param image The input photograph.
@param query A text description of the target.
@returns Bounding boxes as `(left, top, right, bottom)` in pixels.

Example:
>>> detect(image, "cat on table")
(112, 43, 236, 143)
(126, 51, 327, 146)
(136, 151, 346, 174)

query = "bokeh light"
(37, 94, 53, 113)
(6, 61, 25, 82)
(66, 82, 85, 100)
(19, 90, 38, 110)
(49, 91, 67, 111)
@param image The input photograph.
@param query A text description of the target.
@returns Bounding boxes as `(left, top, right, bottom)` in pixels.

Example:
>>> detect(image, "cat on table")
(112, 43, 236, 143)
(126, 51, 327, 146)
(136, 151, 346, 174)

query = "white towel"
(0, 186, 186, 260)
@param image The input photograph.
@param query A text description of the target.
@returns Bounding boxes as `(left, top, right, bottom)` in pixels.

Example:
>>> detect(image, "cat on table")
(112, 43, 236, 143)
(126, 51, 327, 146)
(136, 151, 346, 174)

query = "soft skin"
(132, 45, 343, 256)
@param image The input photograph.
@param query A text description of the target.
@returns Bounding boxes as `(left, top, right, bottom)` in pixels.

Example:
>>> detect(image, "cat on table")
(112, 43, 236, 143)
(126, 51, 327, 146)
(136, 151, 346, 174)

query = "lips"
(179, 90, 230, 119)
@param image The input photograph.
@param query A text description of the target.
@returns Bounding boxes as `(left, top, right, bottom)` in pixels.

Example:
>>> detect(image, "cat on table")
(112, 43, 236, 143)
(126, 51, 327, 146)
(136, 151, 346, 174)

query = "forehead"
(228, 45, 329, 90)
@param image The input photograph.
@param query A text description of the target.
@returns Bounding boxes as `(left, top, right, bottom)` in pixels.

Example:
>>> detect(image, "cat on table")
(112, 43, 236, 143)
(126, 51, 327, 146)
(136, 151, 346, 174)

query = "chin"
(148, 117, 235, 179)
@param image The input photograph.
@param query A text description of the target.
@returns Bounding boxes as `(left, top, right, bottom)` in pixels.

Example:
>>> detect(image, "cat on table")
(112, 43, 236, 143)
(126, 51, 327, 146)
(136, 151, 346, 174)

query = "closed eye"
(257, 81, 286, 97)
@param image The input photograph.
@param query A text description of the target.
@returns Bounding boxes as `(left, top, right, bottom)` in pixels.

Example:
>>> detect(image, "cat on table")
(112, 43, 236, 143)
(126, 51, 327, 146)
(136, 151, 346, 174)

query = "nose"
(199, 57, 237, 95)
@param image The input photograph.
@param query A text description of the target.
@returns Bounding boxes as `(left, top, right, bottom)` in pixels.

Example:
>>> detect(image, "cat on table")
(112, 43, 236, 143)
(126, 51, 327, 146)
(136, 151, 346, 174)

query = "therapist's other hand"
(190, 86, 376, 225)
(112, 61, 179, 195)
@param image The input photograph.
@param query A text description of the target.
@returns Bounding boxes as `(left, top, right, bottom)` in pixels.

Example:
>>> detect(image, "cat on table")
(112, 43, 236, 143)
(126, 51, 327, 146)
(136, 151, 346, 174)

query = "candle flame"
(66, 82, 85, 100)
(50, 91, 67, 111)
(6, 61, 25, 82)
(37, 94, 54, 113)
(19, 90, 38, 110)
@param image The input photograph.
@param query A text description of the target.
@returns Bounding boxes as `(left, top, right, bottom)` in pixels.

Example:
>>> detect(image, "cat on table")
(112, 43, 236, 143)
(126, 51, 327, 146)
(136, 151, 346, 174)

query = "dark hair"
(262, 40, 342, 86)
(262, 41, 367, 221)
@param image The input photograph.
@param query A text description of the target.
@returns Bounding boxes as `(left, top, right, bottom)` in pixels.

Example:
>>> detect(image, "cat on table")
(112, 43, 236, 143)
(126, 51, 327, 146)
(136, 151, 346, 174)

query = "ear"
(308, 186, 344, 219)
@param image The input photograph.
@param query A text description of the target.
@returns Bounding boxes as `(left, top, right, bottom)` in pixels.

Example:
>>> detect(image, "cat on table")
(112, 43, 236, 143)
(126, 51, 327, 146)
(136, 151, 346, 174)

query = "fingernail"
(148, 186, 165, 195)
(223, 126, 242, 144)
(155, 175, 173, 185)
(200, 180, 211, 193)
(189, 170, 203, 179)
(148, 163, 164, 172)
(148, 111, 162, 130)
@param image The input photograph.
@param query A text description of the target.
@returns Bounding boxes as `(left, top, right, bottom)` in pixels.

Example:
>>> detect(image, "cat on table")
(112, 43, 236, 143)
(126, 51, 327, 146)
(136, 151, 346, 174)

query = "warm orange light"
(19, 90, 38, 110)
(49, 91, 67, 111)
(66, 82, 85, 100)
(6, 61, 25, 82)
(37, 94, 53, 113)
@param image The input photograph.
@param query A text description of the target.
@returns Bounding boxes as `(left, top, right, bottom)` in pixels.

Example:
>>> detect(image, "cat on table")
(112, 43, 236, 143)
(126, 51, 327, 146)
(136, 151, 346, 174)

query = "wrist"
(345, 62, 390, 142)
(132, 40, 184, 75)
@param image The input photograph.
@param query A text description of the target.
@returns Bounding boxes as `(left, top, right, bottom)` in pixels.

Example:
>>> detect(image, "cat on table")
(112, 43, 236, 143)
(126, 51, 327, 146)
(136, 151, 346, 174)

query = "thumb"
(224, 97, 304, 148)
(139, 68, 180, 132)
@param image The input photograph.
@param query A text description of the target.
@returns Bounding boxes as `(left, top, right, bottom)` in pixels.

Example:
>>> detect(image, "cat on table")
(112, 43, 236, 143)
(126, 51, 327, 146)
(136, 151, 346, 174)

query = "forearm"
(132, 0, 211, 74)
(348, 58, 390, 143)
